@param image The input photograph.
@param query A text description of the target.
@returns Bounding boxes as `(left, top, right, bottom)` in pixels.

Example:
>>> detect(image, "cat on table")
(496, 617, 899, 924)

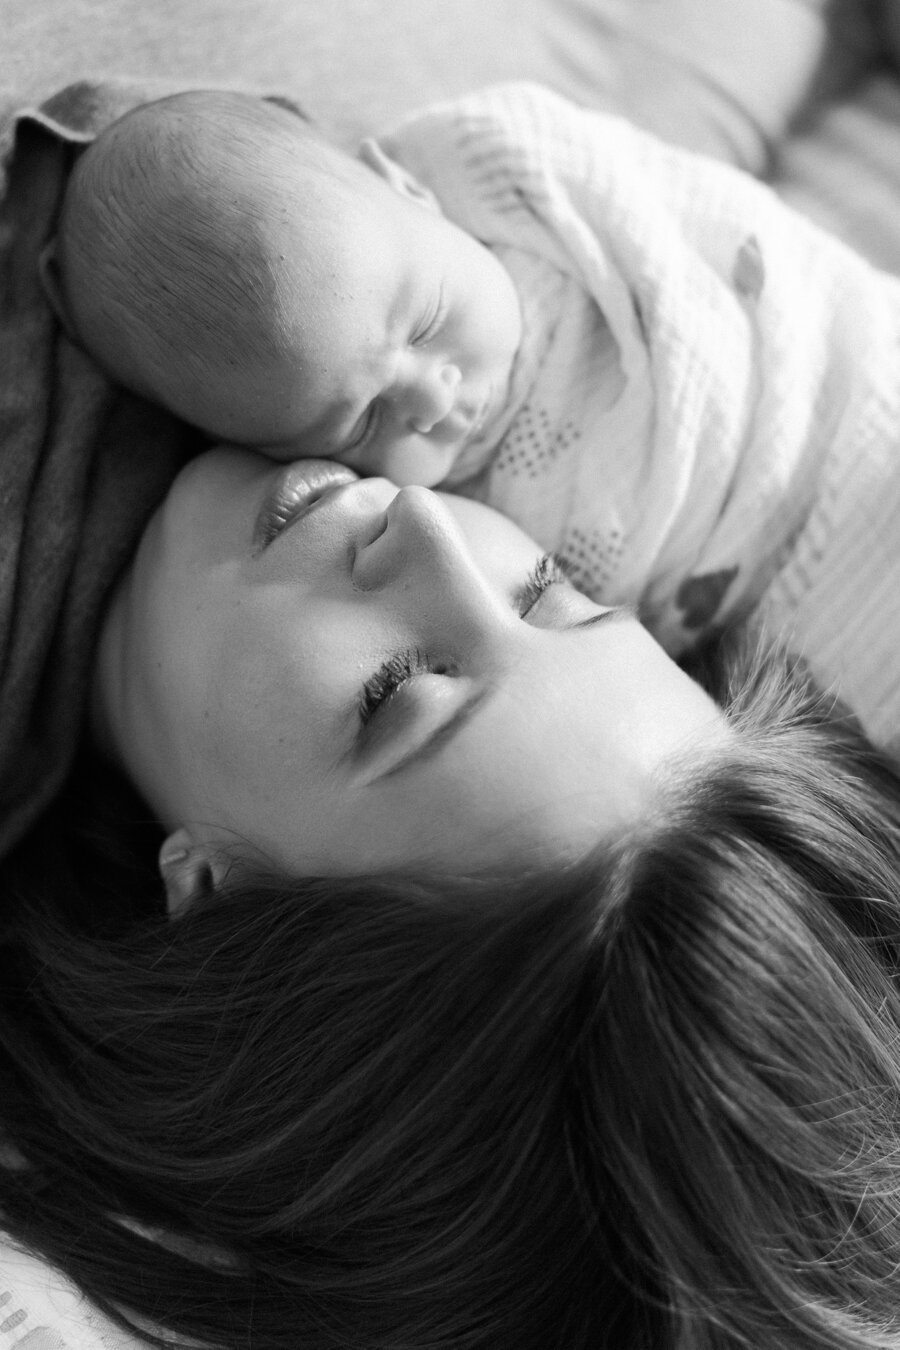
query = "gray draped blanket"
(0, 79, 199, 859)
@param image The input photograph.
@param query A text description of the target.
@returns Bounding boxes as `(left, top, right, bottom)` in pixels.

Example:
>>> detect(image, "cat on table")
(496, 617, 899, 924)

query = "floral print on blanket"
(0, 1270, 141, 1350)
(732, 234, 765, 301)
(0, 1287, 65, 1349)
(676, 566, 739, 630)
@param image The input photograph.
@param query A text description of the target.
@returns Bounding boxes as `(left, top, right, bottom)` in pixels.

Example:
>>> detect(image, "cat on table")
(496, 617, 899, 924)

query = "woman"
(91, 449, 728, 901)
(3, 447, 900, 1349)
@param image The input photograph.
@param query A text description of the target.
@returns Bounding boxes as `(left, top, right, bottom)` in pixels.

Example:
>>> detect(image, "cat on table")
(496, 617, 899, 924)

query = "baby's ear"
(358, 138, 441, 214)
(38, 239, 77, 335)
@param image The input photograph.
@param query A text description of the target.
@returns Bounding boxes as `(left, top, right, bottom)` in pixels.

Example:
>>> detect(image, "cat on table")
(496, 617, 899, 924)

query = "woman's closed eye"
(516, 552, 571, 618)
(357, 553, 571, 727)
(358, 648, 447, 726)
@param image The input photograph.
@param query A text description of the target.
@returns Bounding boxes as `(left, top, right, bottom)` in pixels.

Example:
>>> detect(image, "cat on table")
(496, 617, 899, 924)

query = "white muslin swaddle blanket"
(384, 83, 900, 754)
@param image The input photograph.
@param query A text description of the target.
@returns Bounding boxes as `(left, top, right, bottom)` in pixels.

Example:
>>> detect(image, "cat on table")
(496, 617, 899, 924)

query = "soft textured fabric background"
(775, 70, 900, 273)
(0, 0, 875, 164)
(3, 0, 895, 262)
(0, 81, 200, 860)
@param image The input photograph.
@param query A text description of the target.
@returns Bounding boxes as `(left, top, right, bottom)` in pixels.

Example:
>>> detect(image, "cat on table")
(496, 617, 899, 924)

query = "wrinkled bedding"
(389, 81, 900, 754)
(775, 69, 900, 274)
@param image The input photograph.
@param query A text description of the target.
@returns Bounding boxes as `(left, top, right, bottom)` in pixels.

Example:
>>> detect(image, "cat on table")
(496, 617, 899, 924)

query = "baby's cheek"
(338, 438, 459, 488)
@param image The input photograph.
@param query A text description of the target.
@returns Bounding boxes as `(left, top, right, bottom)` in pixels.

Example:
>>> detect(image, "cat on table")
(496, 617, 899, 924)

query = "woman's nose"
(352, 486, 507, 631)
(392, 360, 461, 434)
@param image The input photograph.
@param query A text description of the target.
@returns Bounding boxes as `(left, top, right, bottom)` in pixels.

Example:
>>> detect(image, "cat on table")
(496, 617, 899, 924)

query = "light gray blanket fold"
(0, 79, 200, 860)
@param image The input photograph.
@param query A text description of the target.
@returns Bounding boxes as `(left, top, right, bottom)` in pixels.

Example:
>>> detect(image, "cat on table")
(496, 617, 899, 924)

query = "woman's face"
(94, 448, 728, 879)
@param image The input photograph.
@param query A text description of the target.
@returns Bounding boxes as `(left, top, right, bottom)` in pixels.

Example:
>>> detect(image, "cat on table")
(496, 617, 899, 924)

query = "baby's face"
(212, 143, 523, 487)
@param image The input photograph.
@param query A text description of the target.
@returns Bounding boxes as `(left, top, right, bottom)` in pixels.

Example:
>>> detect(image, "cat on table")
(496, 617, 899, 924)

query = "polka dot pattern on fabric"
(493, 403, 582, 478)
(559, 523, 624, 595)
(676, 567, 739, 629)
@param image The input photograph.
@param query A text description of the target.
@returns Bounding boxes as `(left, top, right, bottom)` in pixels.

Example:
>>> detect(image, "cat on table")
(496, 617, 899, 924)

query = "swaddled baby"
(45, 90, 525, 490)
(47, 83, 900, 754)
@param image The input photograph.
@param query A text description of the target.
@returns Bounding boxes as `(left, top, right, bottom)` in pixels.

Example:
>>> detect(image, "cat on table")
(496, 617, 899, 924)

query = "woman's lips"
(254, 459, 359, 549)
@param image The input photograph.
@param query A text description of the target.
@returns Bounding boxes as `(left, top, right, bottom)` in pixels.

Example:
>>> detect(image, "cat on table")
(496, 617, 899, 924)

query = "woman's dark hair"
(3, 635, 900, 1348)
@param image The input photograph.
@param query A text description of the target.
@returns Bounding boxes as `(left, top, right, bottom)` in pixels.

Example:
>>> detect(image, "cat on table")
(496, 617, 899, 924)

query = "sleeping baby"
(44, 90, 525, 491)
(44, 83, 900, 750)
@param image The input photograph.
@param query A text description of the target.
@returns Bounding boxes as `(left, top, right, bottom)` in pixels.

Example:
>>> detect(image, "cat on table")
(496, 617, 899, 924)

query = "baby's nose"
(404, 362, 461, 434)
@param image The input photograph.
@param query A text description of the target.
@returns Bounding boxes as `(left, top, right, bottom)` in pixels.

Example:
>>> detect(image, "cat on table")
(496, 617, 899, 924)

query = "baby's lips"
(340, 437, 457, 489)
(380, 440, 459, 488)
(462, 388, 493, 445)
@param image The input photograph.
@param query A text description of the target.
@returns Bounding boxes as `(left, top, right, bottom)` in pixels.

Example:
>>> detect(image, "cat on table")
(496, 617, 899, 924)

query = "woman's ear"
(159, 829, 219, 916)
(37, 239, 74, 331)
(358, 138, 441, 214)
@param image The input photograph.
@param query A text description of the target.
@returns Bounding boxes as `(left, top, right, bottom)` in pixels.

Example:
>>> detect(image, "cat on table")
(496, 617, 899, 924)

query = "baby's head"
(50, 90, 522, 486)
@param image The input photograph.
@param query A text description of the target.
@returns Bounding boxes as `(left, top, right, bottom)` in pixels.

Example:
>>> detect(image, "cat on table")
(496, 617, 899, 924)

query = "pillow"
(878, 0, 900, 68)
(1, 0, 870, 167)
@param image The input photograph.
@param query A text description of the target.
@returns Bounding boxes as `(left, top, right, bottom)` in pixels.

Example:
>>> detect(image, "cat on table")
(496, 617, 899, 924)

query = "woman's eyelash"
(358, 553, 570, 728)
(518, 552, 570, 617)
(359, 649, 443, 726)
